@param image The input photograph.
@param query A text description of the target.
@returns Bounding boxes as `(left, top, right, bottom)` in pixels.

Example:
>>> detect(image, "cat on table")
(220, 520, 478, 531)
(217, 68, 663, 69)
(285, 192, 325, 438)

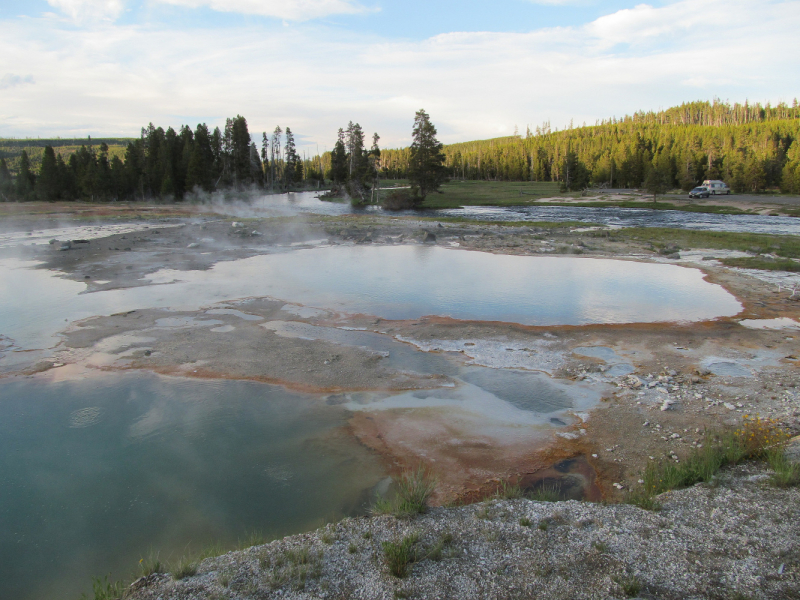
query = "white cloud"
(46, 0, 125, 21)
(153, 0, 372, 21)
(1, 0, 798, 144)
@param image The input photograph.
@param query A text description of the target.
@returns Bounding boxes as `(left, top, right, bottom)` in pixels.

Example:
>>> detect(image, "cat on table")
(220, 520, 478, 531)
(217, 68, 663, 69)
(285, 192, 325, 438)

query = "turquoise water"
(0, 372, 385, 600)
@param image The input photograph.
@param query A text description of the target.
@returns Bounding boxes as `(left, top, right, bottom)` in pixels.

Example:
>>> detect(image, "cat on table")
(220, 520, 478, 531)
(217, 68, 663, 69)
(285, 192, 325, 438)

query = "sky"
(1, 0, 799, 149)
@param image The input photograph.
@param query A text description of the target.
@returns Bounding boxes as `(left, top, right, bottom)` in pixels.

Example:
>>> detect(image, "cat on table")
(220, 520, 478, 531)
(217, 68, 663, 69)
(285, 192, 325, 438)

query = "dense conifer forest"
(2, 99, 799, 202)
(381, 99, 800, 194)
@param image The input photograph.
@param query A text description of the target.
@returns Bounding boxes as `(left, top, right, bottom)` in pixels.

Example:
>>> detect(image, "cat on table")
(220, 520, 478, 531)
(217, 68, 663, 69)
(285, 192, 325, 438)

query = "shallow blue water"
(209, 191, 800, 235)
(430, 204, 800, 235)
(0, 247, 742, 360)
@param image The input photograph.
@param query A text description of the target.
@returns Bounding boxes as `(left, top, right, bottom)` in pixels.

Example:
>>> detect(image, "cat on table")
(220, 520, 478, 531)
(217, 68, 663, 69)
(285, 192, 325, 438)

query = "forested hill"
(381, 100, 800, 194)
(0, 138, 132, 173)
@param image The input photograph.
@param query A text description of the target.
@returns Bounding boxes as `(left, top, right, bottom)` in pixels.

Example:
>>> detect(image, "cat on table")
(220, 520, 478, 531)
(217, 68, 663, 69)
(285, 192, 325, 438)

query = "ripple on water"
(68, 407, 103, 428)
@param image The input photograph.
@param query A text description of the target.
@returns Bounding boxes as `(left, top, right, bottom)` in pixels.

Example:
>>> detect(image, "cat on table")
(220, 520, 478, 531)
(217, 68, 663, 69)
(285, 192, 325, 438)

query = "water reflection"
(0, 372, 384, 600)
(0, 248, 742, 363)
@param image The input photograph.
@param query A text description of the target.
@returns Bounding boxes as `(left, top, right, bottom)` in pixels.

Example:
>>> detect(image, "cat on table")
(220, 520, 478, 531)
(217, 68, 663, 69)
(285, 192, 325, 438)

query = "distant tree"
(644, 153, 673, 203)
(15, 150, 35, 200)
(0, 158, 12, 200)
(559, 150, 590, 192)
(369, 132, 381, 203)
(330, 128, 348, 184)
(270, 126, 282, 190)
(261, 132, 271, 188)
(249, 142, 264, 187)
(124, 140, 145, 200)
(231, 115, 251, 187)
(186, 124, 215, 192)
(345, 121, 368, 182)
(284, 127, 298, 187)
(407, 109, 446, 201)
(36, 145, 60, 201)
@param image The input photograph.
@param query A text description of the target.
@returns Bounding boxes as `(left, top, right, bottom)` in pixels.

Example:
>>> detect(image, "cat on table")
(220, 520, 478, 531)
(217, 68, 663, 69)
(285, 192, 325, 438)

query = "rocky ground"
(127, 463, 800, 600)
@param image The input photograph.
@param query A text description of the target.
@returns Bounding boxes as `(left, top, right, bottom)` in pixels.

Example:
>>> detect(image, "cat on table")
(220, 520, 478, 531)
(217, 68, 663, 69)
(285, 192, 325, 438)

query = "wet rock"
(59, 241, 72, 251)
(423, 231, 437, 243)
(187, 243, 199, 248)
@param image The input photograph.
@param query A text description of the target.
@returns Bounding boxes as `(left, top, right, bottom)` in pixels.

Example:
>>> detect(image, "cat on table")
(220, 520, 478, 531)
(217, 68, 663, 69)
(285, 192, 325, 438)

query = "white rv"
(702, 180, 731, 195)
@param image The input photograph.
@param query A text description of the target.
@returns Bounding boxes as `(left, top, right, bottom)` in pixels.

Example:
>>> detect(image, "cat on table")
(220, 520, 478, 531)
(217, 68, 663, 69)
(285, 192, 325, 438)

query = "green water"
(0, 372, 385, 600)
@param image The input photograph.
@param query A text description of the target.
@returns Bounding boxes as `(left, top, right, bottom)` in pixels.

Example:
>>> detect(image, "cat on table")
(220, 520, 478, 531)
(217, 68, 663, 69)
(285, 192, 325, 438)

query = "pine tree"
(249, 143, 264, 187)
(15, 150, 35, 200)
(186, 124, 215, 192)
(330, 129, 348, 184)
(36, 146, 60, 201)
(270, 126, 282, 190)
(0, 158, 12, 200)
(231, 115, 251, 187)
(644, 152, 673, 202)
(408, 109, 446, 201)
(284, 127, 298, 188)
(560, 150, 589, 191)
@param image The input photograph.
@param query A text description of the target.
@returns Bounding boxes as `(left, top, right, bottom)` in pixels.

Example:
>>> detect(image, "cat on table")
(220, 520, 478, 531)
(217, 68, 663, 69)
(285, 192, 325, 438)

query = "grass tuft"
(171, 556, 197, 580)
(766, 449, 800, 488)
(382, 533, 420, 578)
(613, 574, 642, 597)
(494, 480, 525, 499)
(372, 467, 436, 518)
(79, 575, 125, 600)
(528, 482, 561, 502)
(138, 550, 163, 576)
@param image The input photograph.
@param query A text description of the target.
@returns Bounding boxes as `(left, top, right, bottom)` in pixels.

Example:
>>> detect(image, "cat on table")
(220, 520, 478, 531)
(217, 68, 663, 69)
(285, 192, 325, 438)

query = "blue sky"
(1, 0, 798, 148)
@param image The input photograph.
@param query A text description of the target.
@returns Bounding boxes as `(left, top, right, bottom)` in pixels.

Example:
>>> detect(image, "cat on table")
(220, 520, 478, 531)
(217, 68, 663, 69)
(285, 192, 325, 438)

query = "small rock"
(187, 243, 199, 248)
(723, 402, 736, 410)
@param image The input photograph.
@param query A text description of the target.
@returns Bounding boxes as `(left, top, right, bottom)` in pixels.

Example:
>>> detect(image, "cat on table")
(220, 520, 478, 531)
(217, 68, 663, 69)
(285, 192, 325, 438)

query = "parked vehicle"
(689, 186, 710, 199)
(702, 179, 731, 195)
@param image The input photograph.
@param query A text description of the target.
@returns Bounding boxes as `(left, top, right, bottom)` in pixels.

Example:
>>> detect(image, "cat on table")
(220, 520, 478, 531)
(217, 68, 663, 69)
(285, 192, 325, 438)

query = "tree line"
(4, 99, 800, 202)
(0, 116, 327, 202)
